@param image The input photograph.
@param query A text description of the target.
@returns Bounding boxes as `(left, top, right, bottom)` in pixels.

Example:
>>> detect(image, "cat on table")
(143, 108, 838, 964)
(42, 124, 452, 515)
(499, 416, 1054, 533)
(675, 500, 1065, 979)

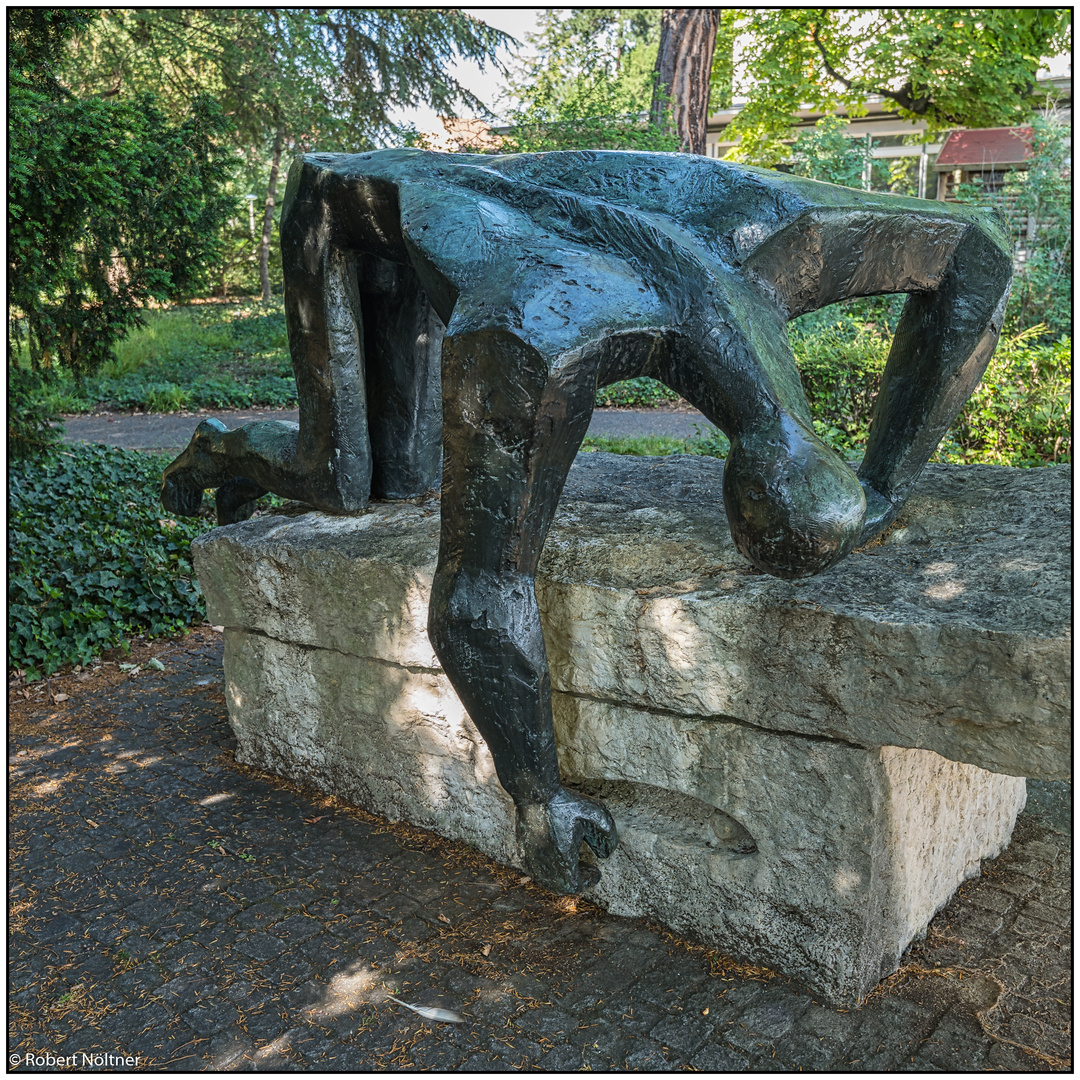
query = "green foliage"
(789, 115, 869, 188)
(506, 10, 661, 111)
(9, 9, 234, 378)
(62, 10, 512, 152)
(951, 111, 1071, 340)
(787, 303, 1071, 467)
(59, 10, 512, 297)
(44, 302, 295, 414)
(937, 329, 1072, 466)
(720, 9, 1070, 165)
(501, 90, 681, 154)
(595, 378, 680, 408)
(498, 9, 678, 153)
(885, 154, 920, 197)
(789, 308, 891, 450)
(8, 445, 212, 679)
(8, 367, 63, 460)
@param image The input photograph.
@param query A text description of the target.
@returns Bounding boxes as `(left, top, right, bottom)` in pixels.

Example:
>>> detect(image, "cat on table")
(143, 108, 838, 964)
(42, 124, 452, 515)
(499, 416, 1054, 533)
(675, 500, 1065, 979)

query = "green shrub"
(789, 312, 890, 454)
(595, 377, 680, 408)
(937, 329, 1071, 466)
(8, 366, 63, 460)
(788, 303, 1069, 467)
(8, 444, 212, 679)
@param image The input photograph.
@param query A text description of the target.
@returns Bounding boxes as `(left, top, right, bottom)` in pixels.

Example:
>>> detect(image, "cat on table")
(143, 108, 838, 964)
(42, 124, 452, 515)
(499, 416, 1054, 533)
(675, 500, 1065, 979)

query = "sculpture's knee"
(724, 416, 865, 579)
(428, 566, 543, 683)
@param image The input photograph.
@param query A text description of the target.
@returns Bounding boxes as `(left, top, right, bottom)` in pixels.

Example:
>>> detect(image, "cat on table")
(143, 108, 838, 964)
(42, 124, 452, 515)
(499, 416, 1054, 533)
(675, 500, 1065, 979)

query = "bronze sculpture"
(163, 150, 1012, 893)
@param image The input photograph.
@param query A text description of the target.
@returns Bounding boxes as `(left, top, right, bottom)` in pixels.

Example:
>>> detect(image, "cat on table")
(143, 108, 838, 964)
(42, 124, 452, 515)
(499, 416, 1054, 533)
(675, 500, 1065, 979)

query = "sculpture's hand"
(857, 480, 898, 547)
(515, 787, 618, 895)
(161, 419, 229, 518)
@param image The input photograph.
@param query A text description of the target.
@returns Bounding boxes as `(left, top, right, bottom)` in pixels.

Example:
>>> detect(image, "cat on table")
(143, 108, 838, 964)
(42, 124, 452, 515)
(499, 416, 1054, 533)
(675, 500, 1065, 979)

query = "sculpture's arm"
(856, 220, 1013, 543)
(738, 198, 1013, 548)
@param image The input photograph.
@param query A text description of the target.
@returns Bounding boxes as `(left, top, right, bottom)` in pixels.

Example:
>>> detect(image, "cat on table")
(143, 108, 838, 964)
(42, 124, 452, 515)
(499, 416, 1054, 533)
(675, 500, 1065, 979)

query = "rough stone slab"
(223, 629, 517, 865)
(219, 626, 1024, 1004)
(195, 456, 1071, 780)
(192, 455, 1064, 1003)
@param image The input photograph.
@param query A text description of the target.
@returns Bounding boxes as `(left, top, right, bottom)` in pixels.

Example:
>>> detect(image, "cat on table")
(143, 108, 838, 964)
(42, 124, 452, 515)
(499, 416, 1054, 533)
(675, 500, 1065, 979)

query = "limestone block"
(224, 628, 516, 863)
(554, 695, 1025, 1003)
(196, 456, 1071, 781)
(192, 454, 1068, 1003)
(217, 624, 1024, 1004)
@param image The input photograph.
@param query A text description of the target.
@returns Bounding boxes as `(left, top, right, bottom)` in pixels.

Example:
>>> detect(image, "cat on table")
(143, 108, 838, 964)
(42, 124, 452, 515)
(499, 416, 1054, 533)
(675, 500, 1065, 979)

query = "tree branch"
(810, 22, 851, 90)
(811, 21, 937, 115)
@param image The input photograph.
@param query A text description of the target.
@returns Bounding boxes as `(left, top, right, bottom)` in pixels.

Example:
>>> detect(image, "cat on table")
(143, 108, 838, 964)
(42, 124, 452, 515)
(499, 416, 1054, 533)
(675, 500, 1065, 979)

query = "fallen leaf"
(701, 1007, 709, 1016)
(146, 657, 166, 671)
(517, 876, 531, 886)
(482, 944, 492, 957)
(387, 998, 465, 1024)
(303, 816, 325, 825)
(53, 693, 70, 703)
(438, 914, 451, 924)
(85, 819, 99, 829)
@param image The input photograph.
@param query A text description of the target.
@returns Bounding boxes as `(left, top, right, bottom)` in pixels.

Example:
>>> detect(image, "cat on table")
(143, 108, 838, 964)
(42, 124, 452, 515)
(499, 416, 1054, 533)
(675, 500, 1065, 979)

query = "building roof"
(934, 127, 1034, 170)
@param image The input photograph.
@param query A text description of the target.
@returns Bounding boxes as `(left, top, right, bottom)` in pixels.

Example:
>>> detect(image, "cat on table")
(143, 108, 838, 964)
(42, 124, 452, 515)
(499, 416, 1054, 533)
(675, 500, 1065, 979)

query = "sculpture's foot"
(516, 787, 618, 894)
(161, 419, 230, 517)
(215, 477, 269, 526)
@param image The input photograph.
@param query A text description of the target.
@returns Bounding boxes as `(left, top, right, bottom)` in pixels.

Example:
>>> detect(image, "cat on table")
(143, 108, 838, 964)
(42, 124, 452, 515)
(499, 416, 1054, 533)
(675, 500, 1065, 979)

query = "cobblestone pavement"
(9, 631, 1071, 1072)
(58, 403, 712, 455)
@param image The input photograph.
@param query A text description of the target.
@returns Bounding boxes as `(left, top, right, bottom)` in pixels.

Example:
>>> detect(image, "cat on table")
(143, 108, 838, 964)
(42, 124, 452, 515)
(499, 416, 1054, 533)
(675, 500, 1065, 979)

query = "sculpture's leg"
(428, 327, 616, 894)
(740, 202, 1014, 548)
(855, 223, 1013, 543)
(163, 160, 373, 524)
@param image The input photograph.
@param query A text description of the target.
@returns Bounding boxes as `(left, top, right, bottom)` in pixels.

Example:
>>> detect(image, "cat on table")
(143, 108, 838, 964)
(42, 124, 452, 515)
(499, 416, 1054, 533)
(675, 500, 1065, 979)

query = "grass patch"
(581, 429, 730, 458)
(41, 300, 295, 414)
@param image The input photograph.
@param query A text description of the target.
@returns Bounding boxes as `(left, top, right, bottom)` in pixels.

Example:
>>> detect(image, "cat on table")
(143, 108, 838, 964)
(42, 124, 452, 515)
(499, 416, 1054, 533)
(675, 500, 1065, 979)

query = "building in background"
(704, 74, 1071, 202)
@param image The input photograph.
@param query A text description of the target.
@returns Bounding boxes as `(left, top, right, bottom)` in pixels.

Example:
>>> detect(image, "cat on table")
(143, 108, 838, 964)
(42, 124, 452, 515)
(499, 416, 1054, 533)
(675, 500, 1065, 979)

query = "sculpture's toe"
(161, 473, 204, 517)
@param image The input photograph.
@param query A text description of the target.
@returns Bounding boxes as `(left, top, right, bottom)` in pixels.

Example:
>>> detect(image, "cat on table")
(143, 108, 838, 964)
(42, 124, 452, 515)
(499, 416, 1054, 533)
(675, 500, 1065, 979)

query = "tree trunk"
(259, 124, 286, 302)
(651, 9, 721, 155)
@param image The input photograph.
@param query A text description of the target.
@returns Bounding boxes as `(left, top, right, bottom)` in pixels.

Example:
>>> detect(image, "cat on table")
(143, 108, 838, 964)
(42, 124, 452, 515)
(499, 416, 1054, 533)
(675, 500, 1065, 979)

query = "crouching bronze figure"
(163, 150, 1012, 893)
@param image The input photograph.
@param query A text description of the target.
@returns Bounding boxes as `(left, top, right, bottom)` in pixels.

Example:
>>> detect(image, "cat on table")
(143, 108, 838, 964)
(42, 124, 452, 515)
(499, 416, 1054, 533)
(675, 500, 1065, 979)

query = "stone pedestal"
(193, 455, 1070, 1004)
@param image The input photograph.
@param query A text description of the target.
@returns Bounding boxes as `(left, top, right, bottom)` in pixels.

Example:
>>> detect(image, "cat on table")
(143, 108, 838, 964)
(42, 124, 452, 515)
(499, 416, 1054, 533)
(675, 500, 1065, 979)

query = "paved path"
(9, 632, 1071, 1071)
(59, 405, 715, 455)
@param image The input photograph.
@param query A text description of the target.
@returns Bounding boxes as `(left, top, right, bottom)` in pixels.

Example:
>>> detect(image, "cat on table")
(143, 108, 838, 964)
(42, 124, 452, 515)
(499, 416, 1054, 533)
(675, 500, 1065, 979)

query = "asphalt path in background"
(59, 404, 716, 454)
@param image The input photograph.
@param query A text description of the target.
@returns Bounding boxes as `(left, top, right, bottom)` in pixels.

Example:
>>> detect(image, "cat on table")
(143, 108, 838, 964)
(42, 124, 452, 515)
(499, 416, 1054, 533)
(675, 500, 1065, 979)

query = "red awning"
(934, 127, 1034, 170)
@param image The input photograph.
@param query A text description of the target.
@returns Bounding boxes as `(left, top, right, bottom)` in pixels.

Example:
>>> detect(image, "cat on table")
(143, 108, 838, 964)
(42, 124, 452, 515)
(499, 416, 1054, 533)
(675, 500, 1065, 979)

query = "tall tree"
(9, 9, 232, 376)
(506, 9, 660, 111)
(721, 8, 1071, 164)
(62, 9, 512, 298)
(504, 8, 1069, 166)
(650, 9, 721, 154)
